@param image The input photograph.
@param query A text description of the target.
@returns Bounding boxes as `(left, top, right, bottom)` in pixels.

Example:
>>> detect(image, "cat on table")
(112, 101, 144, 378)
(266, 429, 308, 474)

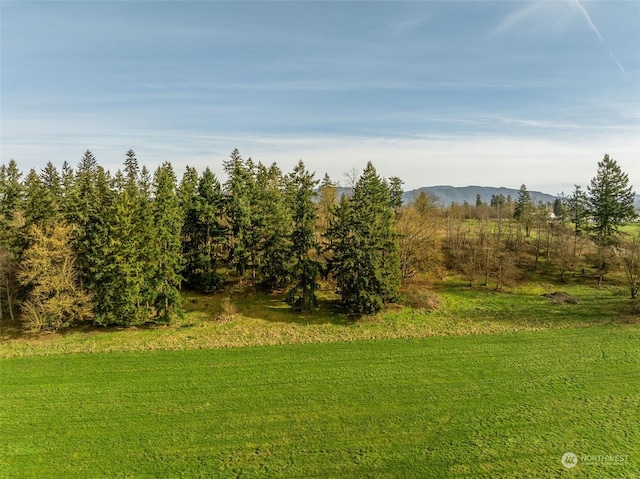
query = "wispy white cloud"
(488, 1, 548, 38)
(572, 0, 627, 79)
(3, 116, 638, 195)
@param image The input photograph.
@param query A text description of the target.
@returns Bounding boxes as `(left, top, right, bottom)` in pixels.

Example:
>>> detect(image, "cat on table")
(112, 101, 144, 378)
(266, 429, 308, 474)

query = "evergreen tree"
(94, 150, 151, 325)
(587, 154, 636, 246)
(567, 185, 589, 236)
(60, 161, 75, 216)
(327, 162, 401, 314)
(286, 160, 320, 310)
(68, 150, 111, 295)
(41, 162, 64, 219)
(223, 149, 254, 277)
(514, 184, 534, 236)
(178, 166, 201, 288)
(23, 169, 47, 228)
(195, 168, 227, 291)
(151, 162, 183, 323)
(180, 167, 226, 292)
(389, 176, 404, 215)
(255, 162, 293, 289)
(0, 160, 24, 321)
(553, 196, 564, 220)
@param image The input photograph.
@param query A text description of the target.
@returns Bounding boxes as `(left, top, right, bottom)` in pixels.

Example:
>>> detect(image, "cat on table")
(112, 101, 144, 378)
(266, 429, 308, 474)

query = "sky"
(1, 0, 639, 194)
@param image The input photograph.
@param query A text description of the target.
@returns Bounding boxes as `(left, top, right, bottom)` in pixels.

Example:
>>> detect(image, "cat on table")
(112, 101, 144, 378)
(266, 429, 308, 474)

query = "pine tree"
(180, 167, 226, 292)
(151, 162, 183, 323)
(255, 162, 293, 289)
(223, 149, 254, 278)
(94, 150, 151, 325)
(587, 154, 636, 246)
(22, 169, 46, 227)
(567, 185, 589, 236)
(286, 160, 320, 311)
(41, 162, 64, 219)
(0, 160, 24, 321)
(68, 150, 111, 296)
(327, 162, 401, 314)
(195, 168, 227, 291)
(514, 184, 534, 236)
(178, 166, 201, 288)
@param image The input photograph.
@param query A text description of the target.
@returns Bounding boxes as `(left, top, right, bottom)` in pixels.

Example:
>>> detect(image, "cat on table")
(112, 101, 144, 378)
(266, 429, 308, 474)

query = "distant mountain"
(403, 185, 557, 206)
(330, 185, 640, 210)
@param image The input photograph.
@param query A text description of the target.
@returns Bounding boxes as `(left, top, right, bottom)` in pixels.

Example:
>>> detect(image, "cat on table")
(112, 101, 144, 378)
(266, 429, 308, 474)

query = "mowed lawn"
(1, 326, 639, 478)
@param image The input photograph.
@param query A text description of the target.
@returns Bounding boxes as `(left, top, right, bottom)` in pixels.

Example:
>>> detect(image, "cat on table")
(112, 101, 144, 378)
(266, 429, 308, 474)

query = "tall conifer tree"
(286, 160, 320, 310)
(151, 162, 183, 323)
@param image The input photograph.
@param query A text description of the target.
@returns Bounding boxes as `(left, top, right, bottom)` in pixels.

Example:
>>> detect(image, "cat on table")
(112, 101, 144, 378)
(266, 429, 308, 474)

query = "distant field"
(1, 327, 639, 478)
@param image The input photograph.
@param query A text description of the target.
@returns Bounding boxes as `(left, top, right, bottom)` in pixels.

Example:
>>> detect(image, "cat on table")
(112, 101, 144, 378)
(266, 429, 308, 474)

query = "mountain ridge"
(330, 185, 640, 209)
(402, 185, 556, 206)
(402, 185, 640, 209)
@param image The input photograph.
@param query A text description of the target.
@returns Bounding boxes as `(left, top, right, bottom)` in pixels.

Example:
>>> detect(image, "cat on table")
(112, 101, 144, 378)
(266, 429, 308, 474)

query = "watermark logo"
(561, 452, 578, 469)
(562, 451, 629, 469)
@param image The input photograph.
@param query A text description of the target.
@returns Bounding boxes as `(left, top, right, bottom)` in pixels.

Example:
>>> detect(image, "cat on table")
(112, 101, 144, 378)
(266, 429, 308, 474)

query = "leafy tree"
(587, 154, 636, 246)
(285, 160, 320, 311)
(18, 221, 93, 331)
(396, 198, 443, 279)
(620, 235, 640, 299)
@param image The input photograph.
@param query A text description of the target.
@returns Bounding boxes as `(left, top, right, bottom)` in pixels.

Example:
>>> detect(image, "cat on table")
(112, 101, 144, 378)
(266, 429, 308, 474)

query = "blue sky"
(1, 1, 638, 193)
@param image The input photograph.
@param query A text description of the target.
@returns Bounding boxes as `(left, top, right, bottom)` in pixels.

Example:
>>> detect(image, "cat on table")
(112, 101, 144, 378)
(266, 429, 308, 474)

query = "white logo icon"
(562, 452, 578, 469)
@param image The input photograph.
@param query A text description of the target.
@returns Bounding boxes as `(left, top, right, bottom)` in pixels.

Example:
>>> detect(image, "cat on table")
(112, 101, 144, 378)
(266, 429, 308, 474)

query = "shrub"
(215, 297, 237, 323)
(401, 287, 441, 311)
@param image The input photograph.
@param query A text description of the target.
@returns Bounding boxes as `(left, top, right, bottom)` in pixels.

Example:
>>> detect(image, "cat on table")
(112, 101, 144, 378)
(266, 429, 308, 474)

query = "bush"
(215, 297, 237, 323)
(401, 287, 441, 311)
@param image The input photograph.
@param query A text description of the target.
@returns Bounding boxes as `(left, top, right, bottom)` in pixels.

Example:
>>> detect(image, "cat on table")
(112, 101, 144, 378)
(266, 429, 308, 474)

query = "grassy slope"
(1, 281, 636, 358)
(2, 326, 639, 478)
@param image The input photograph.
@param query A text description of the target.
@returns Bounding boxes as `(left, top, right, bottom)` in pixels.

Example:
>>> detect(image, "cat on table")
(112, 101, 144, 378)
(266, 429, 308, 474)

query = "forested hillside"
(0, 151, 637, 331)
(403, 185, 557, 207)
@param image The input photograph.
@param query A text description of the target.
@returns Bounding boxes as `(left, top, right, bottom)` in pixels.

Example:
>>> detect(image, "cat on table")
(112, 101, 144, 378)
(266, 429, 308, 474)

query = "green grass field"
(2, 326, 639, 478)
(1, 280, 636, 358)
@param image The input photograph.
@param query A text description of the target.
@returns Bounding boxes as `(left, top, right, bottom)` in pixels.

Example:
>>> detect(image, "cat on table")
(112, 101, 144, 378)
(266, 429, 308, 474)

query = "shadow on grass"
(183, 288, 354, 326)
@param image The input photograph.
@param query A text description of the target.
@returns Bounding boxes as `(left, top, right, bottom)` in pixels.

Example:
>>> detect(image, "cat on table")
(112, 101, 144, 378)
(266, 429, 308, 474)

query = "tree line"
(0, 151, 637, 331)
(0, 149, 402, 330)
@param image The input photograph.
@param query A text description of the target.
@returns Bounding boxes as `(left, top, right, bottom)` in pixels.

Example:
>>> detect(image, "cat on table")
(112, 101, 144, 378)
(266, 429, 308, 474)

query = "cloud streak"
(573, 0, 627, 79)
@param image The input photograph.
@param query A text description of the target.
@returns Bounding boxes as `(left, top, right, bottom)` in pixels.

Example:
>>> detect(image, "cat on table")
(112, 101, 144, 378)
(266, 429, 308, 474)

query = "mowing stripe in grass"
(1, 325, 639, 478)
